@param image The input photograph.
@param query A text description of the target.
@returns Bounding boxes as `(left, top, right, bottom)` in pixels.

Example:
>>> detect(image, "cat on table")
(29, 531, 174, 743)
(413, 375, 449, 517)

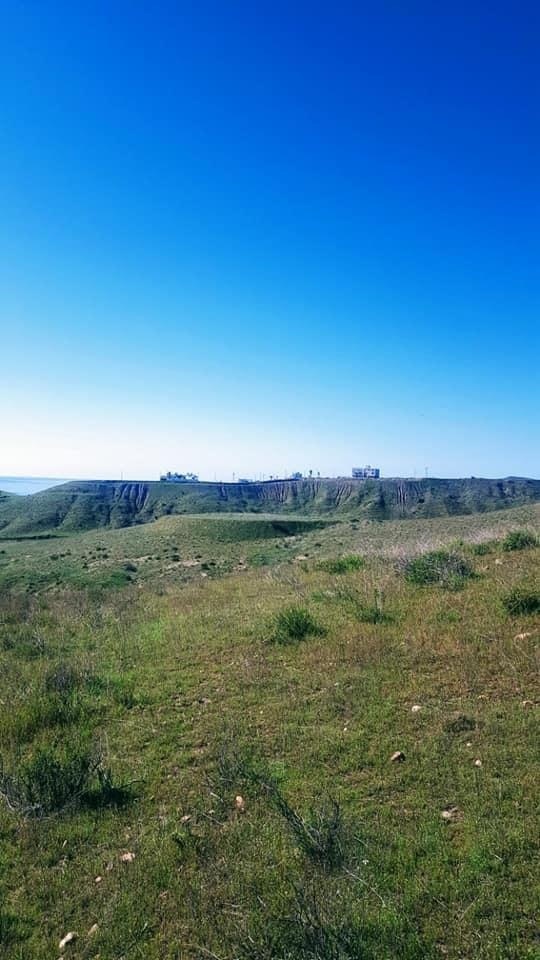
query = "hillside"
(0, 476, 539, 536)
(0, 509, 538, 958)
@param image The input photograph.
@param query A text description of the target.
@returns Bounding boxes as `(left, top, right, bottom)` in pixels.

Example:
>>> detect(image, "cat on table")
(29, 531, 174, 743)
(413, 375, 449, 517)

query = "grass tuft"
(318, 554, 364, 574)
(502, 585, 540, 616)
(502, 529, 538, 551)
(0, 741, 104, 817)
(272, 606, 325, 644)
(404, 549, 474, 589)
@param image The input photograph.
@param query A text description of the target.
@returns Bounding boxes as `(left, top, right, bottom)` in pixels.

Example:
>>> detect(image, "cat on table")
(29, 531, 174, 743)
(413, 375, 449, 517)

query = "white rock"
(59, 931, 77, 951)
(411, 704, 422, 713)
(474, 758, 482, 767)
(120, 851, 136, 863)
(390, 750, 405, 762)
(88, 923, 99, 936)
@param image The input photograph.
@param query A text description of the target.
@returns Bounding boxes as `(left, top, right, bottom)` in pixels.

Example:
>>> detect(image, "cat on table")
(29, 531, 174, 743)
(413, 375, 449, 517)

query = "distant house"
(160, 471, 199, 483)
(290, 472, 303, 480)
(352, 465, 380, 479)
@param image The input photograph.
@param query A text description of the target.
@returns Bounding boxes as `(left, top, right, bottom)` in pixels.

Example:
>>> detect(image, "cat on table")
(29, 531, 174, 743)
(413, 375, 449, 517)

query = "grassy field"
(0, 502, 538, 596)
(0, 506, 538, 958)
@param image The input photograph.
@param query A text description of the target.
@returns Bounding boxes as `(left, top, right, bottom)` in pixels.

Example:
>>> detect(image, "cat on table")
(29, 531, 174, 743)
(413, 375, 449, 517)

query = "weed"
(470, 540, 499, 556)
(237, 884, 387, 960)
(272, 606, 325, 644)
(4, 692, 83, 743)
(354, 590, 392, 624)
(502, 586, 540, 616)
(0, 742, 104, 817)
(404, 550, 474, 589)
(270, 793, 348, 871)
(445, 713, 476, 734)
(318, 555, 364, 574)
(502, 530, 538, 551)
(44, 662, 84, 695)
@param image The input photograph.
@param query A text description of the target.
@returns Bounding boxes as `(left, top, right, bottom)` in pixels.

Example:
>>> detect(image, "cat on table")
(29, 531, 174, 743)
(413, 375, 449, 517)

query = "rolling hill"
(0, 476, 539, 536)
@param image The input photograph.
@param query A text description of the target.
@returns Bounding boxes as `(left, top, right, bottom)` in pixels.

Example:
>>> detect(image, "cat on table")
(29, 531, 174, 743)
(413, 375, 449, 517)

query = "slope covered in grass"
(1, 503, 538, 597)
(0, 513, 538, 958)
(0, 476, 539, 535)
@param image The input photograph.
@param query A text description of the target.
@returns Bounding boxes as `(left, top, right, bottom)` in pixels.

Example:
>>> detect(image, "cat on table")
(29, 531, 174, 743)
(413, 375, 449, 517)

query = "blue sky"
(1, 1, 538, 480)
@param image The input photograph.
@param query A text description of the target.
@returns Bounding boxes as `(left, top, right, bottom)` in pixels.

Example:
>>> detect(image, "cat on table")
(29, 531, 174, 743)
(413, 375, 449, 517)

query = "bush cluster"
(502, 586, 540, 616)
(404, 550, 474, 589)
(502, 530, 538, 552)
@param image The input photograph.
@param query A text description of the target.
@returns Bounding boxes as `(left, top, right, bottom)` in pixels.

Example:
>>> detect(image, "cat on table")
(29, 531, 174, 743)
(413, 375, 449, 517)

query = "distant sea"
(0, 477, 69, 496)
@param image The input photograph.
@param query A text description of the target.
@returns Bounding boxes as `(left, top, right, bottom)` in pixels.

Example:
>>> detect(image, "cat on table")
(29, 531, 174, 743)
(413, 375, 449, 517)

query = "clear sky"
(1, 1, 539, 481)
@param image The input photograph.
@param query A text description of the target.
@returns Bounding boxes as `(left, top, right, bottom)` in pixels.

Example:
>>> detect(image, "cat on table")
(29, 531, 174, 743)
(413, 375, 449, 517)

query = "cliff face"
(0, 477, 539, 535)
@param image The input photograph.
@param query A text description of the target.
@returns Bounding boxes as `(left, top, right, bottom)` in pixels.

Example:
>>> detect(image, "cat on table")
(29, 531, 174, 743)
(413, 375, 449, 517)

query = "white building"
(352, 465, 380, 479)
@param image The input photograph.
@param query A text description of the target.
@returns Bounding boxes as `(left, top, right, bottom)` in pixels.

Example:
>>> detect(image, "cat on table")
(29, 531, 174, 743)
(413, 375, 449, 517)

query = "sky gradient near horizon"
(1, 1, 539, 481)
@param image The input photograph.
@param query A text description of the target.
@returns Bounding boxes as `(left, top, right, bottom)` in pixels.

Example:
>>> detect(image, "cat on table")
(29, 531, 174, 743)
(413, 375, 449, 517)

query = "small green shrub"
(237, 885, 383, 960)
(502, 530, 538, 552)
(44, 662, 84, 695)
(109, 675, 138, 709)
(404, 550, 474, 589)
(445, 713, 476, 734)
(0, 743, 102, 817)
(470, 540, 499, 556)
(0, 628, 46, 658)
(502, 587, 540, 616)
(250, 553, 271, 567)
(271, 794, 348, 871)
(353, 589, 392, 624)
(0, 909, 28, 947)
(318, 555, 364, 574)
(272, 606, 325, 644)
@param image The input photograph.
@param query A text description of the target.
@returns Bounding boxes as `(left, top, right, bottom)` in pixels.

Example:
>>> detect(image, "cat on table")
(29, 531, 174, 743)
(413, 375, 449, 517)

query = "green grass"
(317, 553, 364, 573)
(502, 584, 540, 615)
(0, 505, 538, 957)
(502, 529, 538, 551)
(271, 605, 325, 643)
(404, 549, 475, 589)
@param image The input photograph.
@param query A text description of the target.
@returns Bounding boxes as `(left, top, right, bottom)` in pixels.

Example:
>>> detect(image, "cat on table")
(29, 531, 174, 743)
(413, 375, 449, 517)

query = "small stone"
(59, 931, 77, 951)
(180, 814, 191, 824)
(94, 875, 103, 884)
(88, 923, 99, 936)
(411, 704, 422, 713)
(474, 758, 482, 767)
(120, 851, 136, 863)
(514, 632, 531, 640)
(494, 558, 503, 565)
(235, 795, 246, 813)
(391, 750, 405, 762)
(441, 805, 459, 822)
